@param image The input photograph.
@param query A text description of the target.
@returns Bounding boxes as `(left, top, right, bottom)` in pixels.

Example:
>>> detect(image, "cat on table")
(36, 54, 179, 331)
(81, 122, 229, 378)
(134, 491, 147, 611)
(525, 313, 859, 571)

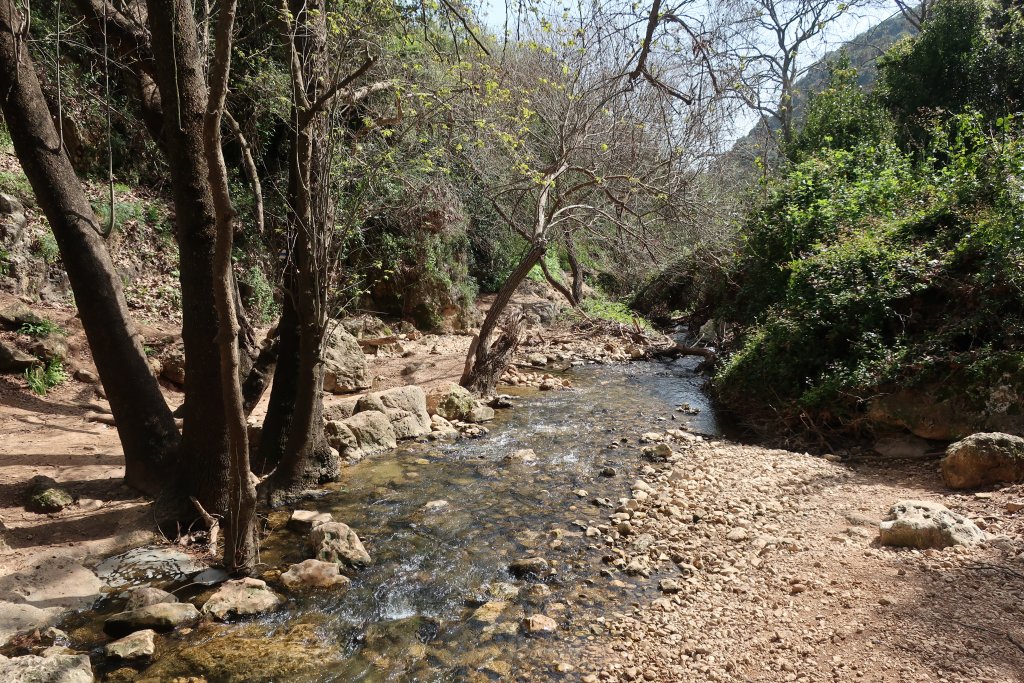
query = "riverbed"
(75, 358, 720, 682)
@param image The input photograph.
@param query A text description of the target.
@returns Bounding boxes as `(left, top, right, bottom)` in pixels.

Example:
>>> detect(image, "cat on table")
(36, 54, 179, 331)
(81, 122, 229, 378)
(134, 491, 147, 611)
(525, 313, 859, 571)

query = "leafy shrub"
(19, 319, 63, 338)
(25, 360, 68, 396)
(715, 110, 1024, 423)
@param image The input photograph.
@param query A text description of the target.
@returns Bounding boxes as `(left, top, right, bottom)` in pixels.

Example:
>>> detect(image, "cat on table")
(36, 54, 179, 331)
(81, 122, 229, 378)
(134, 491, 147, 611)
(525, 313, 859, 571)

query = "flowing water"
(74, 358, 722, 682)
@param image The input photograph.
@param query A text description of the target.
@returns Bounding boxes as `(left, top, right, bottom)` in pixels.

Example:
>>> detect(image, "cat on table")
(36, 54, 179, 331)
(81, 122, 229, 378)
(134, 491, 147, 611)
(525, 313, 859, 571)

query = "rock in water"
(354, 385, 432, 439)
(878, 500, 984, 549)
(426, 383, 477, 421)
(287, 509, 334, 532)
(310, 522, 372, 568)
(341, 411, 397, 458)
(123, 586, 177, 611)
(280, 559, 351, 590)
(104, 602, 200, 636)
(105, 629, 156, 660)
(24, 476, 74, 512)
(941, 432, 1024, 489)
(322, 327, 370, 394)
(0, 653, 94, 683)
(202, 578, 282, 621)
(522, 614, 557, 634)
(508, 557, 548, 579)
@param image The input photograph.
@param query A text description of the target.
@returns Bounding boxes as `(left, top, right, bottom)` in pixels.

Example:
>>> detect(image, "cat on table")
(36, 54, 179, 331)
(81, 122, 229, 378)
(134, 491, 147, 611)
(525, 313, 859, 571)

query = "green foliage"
(19, 319, 63, 338)
(24, 360, 68, 396)
(242, 266, 278, 325)
(716, 110, 1024, 421)
(32, 232, 60, 263)
(570, 291, 654, 331)
(0, 169, 34, 205)
(880, 0, 1024, 137)
(787, 53, 894, 162)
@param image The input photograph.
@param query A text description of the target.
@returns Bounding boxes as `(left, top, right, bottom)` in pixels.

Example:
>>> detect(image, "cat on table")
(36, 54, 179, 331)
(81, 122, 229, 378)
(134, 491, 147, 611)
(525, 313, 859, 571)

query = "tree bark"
(0, 1, 179, 495)
(203, 0, 257, 573)
(461, 242, 546, 392)
(258, 0, 335, 500)
(145, 0, 230, 515)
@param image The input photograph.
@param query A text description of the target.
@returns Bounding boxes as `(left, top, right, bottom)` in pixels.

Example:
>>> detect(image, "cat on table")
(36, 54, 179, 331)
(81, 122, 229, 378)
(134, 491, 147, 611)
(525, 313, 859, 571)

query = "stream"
(71, 358, 722, 682)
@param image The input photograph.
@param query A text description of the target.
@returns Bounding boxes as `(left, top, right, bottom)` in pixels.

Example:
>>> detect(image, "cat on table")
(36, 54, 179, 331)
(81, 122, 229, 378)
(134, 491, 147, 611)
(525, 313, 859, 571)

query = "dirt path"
(570, 434, 1024, 683)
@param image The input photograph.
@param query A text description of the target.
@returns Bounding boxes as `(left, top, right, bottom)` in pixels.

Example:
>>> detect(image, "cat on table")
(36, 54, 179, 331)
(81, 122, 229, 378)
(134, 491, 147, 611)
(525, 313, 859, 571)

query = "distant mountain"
(713, 11, 914, 189)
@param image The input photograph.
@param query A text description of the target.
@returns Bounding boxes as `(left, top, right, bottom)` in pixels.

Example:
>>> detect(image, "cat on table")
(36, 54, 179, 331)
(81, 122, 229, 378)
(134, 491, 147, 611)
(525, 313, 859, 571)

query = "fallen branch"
(190, 496, 219, 559)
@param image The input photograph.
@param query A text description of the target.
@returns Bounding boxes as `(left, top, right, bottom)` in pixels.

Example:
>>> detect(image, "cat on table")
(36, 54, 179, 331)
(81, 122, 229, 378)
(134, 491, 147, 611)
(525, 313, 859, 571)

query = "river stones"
(878, 500, 984, 549)
(426, 384, 476, 421)
(310, 522, 372, 568)
(503, 448, 537, 464)
(124, 586, 177, 611)
(470, 601, 507, 624)
(354, 386, 431, 439)
(287, 509, 333, 532)
(134, 623, 341, 683)
(105, 629, 156, 660)
(342, 411, 397, 457)
(508, 557, 548, 579)
(0, 653, 94, 683)
(280, 559, 351, 590)
(522, 614, 557, 634)
(105, 602, 200, 636)
(202, 578, 282, 621)
(95, 546, 207, 588)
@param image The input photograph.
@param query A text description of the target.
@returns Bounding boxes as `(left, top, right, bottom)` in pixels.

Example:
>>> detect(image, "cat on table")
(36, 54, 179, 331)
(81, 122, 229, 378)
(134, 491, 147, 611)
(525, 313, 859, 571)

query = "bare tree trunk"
(564, 229, 585, 304)
(540, 254, 577, 306)
(258, 0, 336, 500)
(461, 242, 546, 392)
(203, 0, 257, 573)
(0, 1, 179, 495)
(145, 0, 231, 516)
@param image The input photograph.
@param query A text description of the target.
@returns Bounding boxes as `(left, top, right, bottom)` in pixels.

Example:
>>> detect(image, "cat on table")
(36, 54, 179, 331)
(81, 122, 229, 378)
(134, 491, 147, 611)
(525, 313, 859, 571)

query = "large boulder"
(878, 500, 984, 549)
(202, 578, 282, 621)
(0, 653, 94, 683)
(104, 602, 201, 637)
(354, 386, 431, 439)
(310, 521, 371, 569)
(941, 432, 1024, 489)
(341, 411, 396, 457)
(323, 327, 369, 394)
(426, 383, 476, 421)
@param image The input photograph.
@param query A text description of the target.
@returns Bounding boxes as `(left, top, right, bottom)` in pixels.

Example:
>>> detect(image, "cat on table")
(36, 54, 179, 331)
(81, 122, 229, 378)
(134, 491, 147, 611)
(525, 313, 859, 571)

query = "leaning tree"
(457, 6, 735, 394)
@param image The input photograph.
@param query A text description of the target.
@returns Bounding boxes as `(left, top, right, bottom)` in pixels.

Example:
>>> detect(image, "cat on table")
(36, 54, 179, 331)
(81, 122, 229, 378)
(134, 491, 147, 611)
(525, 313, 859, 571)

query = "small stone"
(522, 614, 557, 634)
(522, 583, 552, 604)
(509, 557, 548, 579)
(105, 629, 156, 660)
(879, 500, 984, 549)
(726, 528, 748, 542)
(471, 601, 507, 624)
(659, 579, 682, 594)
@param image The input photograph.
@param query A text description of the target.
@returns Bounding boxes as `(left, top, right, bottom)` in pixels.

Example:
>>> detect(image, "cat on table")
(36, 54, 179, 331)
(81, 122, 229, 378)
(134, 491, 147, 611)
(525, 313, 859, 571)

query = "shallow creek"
(74, 359, 722, 682)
